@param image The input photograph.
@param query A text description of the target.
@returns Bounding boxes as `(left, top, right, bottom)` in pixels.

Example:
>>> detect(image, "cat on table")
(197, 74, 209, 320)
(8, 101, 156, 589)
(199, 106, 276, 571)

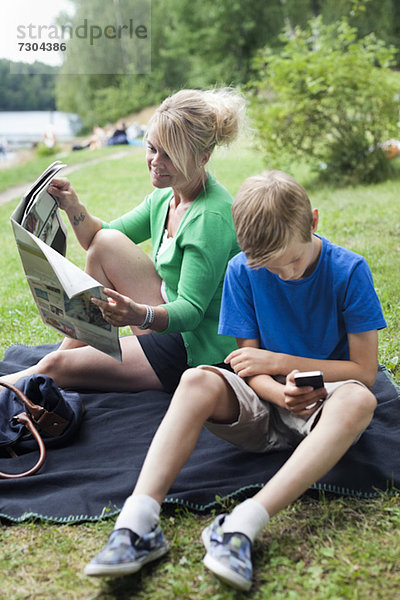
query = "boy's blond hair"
(232, 170, 314, 268)
(146, 88, 245, 180)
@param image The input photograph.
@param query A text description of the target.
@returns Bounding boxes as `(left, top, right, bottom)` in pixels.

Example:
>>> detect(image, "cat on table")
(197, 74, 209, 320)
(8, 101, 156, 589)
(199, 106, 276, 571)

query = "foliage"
(0, 59, 58, 111)
(54, 0, 171, 128)
(320, 0, 400, 63)
(90, 77, 155, 125)
(323, 126, 395, 185)
(54, 0, 400, 129)
(3, 0, 400, 125)
(248, 17, 400, 185)
(52, 0, 283, 127)
(152, 0, 304, 87)
(35, 142, 62, 157)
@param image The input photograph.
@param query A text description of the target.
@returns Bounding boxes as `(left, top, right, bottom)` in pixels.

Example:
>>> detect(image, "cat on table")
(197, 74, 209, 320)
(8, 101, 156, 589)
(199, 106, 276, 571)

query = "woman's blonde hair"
(232, 170, 314, 268)
(146, 88, 245, 179)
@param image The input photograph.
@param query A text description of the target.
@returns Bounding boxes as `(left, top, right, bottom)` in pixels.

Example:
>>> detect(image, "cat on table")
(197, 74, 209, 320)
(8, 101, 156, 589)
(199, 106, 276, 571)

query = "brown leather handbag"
(0, 376, 84, 479)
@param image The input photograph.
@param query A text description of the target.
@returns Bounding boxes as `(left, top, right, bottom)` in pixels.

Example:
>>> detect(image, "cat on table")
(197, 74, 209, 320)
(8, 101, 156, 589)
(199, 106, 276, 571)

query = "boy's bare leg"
(107, 379, 376, 525)
(198, 383, 377, 591)
(201, 384, 376, 542)
(252, 383, 376, 517)
(107, 368, 238, 536)
(83, 368, 239, 576)
(133, 368, 239, 504)
(83, 376, 376, 583)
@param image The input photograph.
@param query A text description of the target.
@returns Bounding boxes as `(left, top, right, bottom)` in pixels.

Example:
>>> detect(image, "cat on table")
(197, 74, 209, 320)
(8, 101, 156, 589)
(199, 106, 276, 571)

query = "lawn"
(1, 142, 400, 599)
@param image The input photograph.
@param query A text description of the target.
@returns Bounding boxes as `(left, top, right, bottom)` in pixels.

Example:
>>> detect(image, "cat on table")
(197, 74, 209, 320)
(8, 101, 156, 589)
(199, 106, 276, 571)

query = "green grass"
(1, 143, 400, 599)
(0, 145, 133, 193)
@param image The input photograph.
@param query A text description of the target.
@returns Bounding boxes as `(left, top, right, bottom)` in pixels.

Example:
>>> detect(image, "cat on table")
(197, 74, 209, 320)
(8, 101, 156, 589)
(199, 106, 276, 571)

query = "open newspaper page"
(10, 162, 122, 362)
(15, 161, 68, 255)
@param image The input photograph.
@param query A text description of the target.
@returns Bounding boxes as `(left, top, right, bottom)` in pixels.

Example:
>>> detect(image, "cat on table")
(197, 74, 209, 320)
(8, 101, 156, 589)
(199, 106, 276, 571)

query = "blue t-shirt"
(219, 236, 386, 360)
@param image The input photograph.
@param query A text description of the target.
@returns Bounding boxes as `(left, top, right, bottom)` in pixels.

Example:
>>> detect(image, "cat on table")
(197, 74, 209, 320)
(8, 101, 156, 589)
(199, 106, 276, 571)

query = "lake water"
(0, 111, 82, 148)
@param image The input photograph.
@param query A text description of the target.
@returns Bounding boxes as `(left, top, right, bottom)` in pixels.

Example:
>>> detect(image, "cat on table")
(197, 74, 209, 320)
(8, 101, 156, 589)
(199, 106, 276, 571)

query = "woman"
(1, 89, 244, 394)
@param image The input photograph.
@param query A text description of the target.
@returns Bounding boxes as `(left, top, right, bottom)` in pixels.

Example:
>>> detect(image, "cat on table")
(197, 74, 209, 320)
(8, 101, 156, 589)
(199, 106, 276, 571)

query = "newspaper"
(10, 161, 122, 362)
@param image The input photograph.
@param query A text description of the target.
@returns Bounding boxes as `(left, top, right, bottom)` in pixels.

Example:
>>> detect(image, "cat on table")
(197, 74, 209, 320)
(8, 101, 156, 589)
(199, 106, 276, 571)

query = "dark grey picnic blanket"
(0, 344, 399, 523)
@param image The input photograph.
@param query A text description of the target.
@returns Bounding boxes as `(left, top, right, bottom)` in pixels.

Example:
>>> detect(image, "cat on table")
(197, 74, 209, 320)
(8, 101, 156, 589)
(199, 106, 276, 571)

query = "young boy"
(84, 170, 386, 591)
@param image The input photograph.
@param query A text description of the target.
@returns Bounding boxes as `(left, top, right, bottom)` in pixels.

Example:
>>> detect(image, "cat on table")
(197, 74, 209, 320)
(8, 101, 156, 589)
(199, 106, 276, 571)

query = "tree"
(0, 60, 58, 111)
(53, 0, 400, 130)
(248, 17, 400, 184)
(55, 0, 182, 128)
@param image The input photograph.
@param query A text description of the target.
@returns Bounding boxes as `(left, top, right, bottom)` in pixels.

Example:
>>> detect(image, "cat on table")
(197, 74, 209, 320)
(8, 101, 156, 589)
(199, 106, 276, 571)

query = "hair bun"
(203, 88, 246, 147)
(148, 87, 246, 178)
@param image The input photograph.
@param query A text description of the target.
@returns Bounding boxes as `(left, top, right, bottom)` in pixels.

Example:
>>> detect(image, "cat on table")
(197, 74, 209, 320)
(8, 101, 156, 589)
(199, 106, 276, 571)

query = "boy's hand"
(284, 370, 327, 419)
(225, 347, 282, 378)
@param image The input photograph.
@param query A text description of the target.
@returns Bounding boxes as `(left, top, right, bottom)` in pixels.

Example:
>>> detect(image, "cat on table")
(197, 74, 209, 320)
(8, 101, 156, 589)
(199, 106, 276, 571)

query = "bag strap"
(0, 412, 46, 479)
(0, 382, 47, 479)
(1, 380, 69, 436)
(2, 381, 45, 419)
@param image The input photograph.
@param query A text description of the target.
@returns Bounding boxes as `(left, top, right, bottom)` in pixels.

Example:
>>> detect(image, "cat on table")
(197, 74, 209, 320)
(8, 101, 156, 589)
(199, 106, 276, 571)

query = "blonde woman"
(1, 89, 244, 393)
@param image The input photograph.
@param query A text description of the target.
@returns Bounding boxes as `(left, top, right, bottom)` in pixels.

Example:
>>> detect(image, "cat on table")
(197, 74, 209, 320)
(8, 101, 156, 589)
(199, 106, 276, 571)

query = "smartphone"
(294, 371, 324, 389)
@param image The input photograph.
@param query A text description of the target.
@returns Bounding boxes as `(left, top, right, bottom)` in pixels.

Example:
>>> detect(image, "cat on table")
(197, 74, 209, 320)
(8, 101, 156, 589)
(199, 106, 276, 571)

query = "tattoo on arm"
(73, 213, 86, 226)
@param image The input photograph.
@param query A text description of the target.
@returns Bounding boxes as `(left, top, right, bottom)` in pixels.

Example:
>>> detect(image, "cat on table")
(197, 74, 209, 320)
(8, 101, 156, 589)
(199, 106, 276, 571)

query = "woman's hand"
(48, 177, 103, 250)
(91, 288, 146, 328)
(283, 370, 327, 419)
(48, 177, 80, 212)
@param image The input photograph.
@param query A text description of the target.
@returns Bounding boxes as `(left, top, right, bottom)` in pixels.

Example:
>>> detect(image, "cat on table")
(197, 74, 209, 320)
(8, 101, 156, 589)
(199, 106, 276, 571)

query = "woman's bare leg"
(0, 229, 174, 390)
(86, 229, 164, 304)
(0, 335, 163, 392)
(59, 228, 165, 350)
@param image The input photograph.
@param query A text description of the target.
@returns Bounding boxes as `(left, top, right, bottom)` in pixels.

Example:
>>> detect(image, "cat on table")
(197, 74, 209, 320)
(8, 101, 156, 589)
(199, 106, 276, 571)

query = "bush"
(35, 142, 62, 157)
(248, 17, 400, 185)
(92, 77, 162, 127)
(323, 125, 395, 185)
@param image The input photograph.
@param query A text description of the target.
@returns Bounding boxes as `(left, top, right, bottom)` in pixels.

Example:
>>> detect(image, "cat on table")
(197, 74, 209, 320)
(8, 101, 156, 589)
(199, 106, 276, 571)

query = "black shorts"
(137, 332, 188, 393)
(137, 332, 233, 393)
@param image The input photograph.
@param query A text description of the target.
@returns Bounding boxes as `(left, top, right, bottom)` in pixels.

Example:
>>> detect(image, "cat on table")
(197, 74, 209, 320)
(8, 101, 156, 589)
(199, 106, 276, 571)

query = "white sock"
(114, 494, 161, 537)
(222, 499, 270, 542)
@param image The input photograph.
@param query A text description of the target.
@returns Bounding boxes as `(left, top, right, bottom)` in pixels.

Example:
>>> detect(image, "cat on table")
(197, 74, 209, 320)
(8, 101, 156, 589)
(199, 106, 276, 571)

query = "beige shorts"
(199, 366, 368, 453)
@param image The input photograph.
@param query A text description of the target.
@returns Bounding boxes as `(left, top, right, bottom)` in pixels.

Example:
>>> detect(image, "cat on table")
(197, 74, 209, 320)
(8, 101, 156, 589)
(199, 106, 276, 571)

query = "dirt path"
(0, 149, 134, 207)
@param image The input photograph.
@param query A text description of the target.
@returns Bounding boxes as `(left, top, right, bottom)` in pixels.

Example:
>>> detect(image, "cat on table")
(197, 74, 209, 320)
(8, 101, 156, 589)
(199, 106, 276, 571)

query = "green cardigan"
(102, 175, 240, 366)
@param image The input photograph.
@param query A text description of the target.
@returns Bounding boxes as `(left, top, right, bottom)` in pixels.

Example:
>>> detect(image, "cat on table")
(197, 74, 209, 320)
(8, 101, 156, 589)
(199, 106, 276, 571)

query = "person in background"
(43, 123, 57, 149)
(107, 120, 129, 145)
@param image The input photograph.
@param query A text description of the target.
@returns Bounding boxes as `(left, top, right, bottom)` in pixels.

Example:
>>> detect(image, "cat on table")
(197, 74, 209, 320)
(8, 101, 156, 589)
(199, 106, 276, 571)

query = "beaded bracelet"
(138, 305, 155, 330)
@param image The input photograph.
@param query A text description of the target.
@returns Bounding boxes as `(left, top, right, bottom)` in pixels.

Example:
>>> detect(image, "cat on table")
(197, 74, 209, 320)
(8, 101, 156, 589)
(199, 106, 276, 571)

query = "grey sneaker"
(202, 514, 253, 592)
(84, 527, 169, 577)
